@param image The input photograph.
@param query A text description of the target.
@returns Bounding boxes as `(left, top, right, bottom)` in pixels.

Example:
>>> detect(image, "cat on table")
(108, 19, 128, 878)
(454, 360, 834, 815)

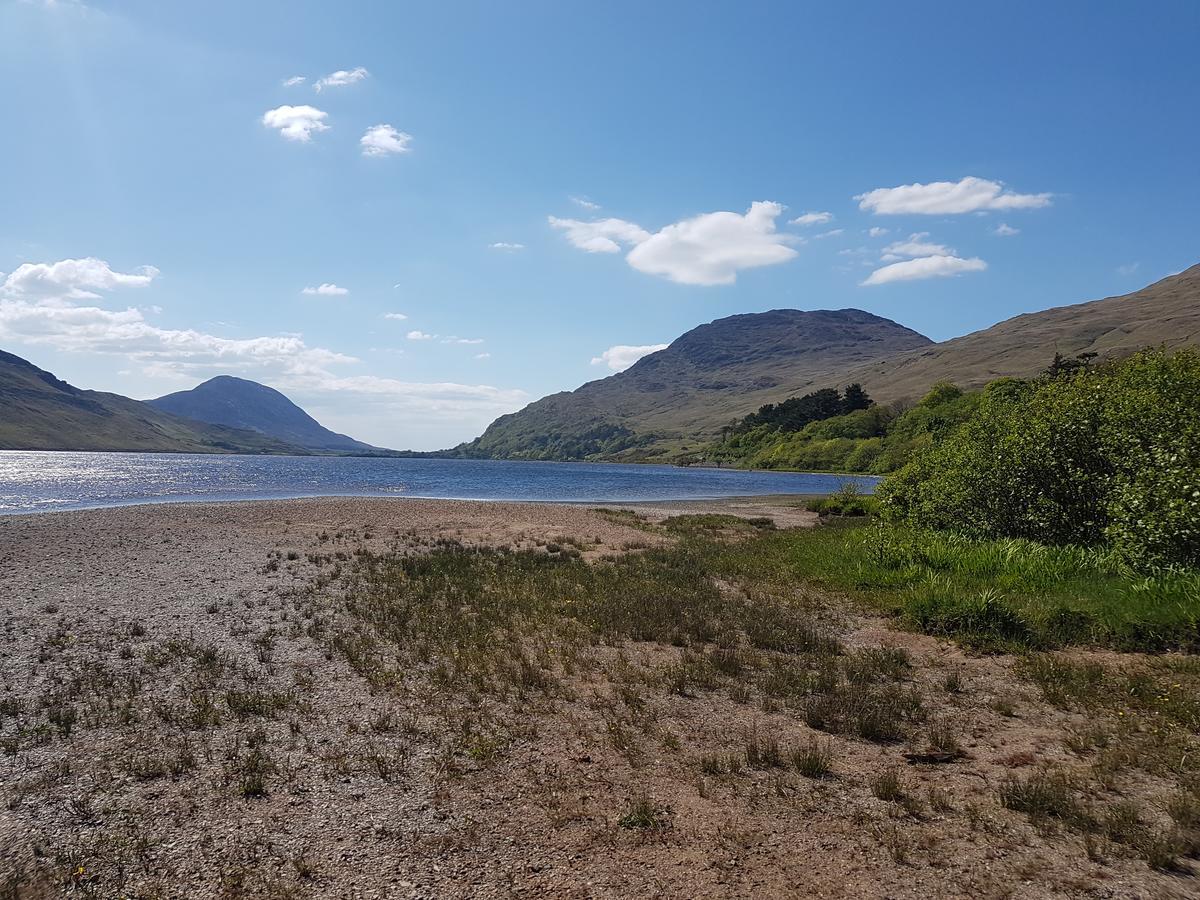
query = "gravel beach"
(0, 498, 1190, 899)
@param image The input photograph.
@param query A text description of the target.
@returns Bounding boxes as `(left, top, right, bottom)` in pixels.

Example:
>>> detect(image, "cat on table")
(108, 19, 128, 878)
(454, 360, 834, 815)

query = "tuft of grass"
(618, 794, 668, 830)
(790, 739, 833, 778)
(998, 769, 1094, 832)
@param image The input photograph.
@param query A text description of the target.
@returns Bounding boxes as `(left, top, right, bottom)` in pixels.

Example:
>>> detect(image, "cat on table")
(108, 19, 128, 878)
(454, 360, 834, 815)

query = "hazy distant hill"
(458, 265, 1200, 461)
(835, 264, 1200, 402)
(149, 375, 380, 453)
(456, 309, 933, 460)
(0, 351, 303, 454)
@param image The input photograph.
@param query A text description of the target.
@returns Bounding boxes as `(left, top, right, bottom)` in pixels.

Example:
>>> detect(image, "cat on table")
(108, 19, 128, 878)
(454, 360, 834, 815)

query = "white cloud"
(489, 242, 525, 251)
(548, 216, 650, 254)
(0, 261, 352, 375)
(406, 330, 434, 341)
(300, 283, 348, 296)
(862, 255, 987, 286)
(552, 202, 799, 285)
(360, 124, 412, 157)
(625, 201, 799, 286)
(443, 337, 484, 345)
(880, 232, 953, 262)
(262, 105, 329, 142)
(868, 227, 889, 238)
(383, 312, 408, 320)
(314, 67, 369, 92)
(282, 76, 306, 87)
(855, 176, 1052, 215)
(590, 343, 669, 372)
(2, 258, 158, 300)
(789, 211, 833, 227)
(813, 228, 844, 239)
(570, 196, 600, 210)
(1117, 262, 1140, 276)
(993, 223, 1020, 236)
(474, 352, 491, 360)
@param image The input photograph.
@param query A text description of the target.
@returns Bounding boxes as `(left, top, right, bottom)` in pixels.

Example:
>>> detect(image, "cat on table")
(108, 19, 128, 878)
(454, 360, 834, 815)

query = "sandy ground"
(0, 498, 1195, 899)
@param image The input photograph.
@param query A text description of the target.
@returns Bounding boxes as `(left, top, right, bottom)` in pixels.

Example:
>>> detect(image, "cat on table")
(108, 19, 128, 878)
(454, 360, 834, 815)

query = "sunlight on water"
(0, 451, 878, 514)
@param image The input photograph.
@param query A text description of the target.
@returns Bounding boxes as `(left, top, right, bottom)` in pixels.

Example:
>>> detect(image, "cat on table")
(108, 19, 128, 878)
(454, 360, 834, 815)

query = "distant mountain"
(457, 265, 1200, 462)
(0, 351, 303, 454)
(149, 375, 381, 453)
(834, 264, 1200, 402)
(455, 309, 933, 460)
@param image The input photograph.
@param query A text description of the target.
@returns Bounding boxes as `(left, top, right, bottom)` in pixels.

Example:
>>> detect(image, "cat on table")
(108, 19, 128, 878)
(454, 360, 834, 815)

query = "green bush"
(880, 349, 1200, 571)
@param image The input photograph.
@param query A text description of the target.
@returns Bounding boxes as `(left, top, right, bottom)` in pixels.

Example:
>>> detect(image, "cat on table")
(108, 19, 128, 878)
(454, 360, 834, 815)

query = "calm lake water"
(0, 451, 878, 514)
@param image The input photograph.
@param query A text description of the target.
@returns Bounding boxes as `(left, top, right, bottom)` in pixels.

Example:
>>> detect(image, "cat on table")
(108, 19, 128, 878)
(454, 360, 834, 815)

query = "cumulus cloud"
(993, 223, 1020, 236)
(300, 283, 348, 296)
(551, 202, 799, 285)
(314, 67, 369, 91)
(868, 227, 889, 238)
(282, 75, 306, 87)
(570, 196, 600, 210)
(0, 262, 352, 375)
(880, 233, 953, 262)
(590, 343, 669, 372)
(625, 202, 798, 286)
(789, 211, 833, 227)
(360, 124, 412, 157)
(813, 228, 844, 239)
(2, 258, 159, 300)
(548, 216, 650, 253)
(855, 176, 1052, 215)
(383, 312, 408, 320)
(262, 105, 329, 142)
(442, 337, 484, 345)
(406, 330, 434, 341)
(861, 232, 987, 285)
(489, 242, 525, 251)
(862, 255, 987, 286)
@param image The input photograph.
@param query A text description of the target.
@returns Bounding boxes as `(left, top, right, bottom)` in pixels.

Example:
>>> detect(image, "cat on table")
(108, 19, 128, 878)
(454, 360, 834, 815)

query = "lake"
(0, 451, 879, 514)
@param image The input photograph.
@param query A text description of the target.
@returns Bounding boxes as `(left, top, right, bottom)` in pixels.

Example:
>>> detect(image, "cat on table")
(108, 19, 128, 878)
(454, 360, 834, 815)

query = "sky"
(2, 1, 1198, 450)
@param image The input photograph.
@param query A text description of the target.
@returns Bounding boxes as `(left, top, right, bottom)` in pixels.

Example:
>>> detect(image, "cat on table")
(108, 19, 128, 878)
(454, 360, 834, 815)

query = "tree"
(842, 383, 872, 412)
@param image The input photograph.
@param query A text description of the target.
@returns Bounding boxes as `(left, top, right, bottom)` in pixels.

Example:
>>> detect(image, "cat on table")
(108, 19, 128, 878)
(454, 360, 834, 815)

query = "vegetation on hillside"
(707, 379, 981, 474)
(881, 348, 1200, 571)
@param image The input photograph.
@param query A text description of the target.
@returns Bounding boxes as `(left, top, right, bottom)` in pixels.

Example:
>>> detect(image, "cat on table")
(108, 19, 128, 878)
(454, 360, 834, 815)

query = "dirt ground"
(0, 498, 1196, 899)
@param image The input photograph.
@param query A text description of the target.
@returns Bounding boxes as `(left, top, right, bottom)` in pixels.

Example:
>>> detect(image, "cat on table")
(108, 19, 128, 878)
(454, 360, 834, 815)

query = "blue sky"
(2, 0, 1197, 449)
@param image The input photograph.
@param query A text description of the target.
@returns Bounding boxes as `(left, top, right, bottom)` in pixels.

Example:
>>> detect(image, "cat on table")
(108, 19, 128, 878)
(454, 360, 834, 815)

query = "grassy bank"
(697, 518, 1200, 653)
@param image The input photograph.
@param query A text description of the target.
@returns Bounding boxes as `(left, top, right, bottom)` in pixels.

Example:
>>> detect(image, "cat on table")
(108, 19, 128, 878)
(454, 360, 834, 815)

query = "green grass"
(701, 520, 1200, 652)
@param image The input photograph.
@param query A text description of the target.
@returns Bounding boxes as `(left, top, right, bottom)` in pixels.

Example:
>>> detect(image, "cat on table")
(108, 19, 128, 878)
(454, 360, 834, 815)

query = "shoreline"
(0, 491, 824, 522)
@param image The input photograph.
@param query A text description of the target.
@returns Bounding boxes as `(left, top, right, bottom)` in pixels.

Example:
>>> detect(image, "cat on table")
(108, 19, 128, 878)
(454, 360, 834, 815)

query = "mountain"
(833, 265, 1200, 403)
(459, 265, 1200, 462)
(149, 375, 380, 453)
(0, 351, 303, 454)
(456, 309, 933, 460)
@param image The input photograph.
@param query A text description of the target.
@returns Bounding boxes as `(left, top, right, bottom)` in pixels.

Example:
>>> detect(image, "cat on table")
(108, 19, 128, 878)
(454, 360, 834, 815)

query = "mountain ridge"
(457, 266, 1200, 461)
(0, 351, 305, 454)
(149, 375, 381, 453)
(456, 308, 933, 460)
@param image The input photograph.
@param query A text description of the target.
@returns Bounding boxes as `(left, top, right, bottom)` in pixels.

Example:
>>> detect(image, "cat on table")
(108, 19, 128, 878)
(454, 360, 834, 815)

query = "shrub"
(880, 349, 1200, 571)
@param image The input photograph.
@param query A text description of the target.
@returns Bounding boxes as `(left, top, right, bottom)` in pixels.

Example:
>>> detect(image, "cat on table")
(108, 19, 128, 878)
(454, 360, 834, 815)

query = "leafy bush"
(880, 349, 1200, 571)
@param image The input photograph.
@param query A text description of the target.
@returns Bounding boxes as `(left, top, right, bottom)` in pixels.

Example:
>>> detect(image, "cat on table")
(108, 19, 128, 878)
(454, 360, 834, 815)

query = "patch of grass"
(618, 794, 669, 830)
(705, 521, 1200, 652)
(790, 739, 833, 778)
(998, 769, 1094, 832)
(744, 726, 785, 769)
